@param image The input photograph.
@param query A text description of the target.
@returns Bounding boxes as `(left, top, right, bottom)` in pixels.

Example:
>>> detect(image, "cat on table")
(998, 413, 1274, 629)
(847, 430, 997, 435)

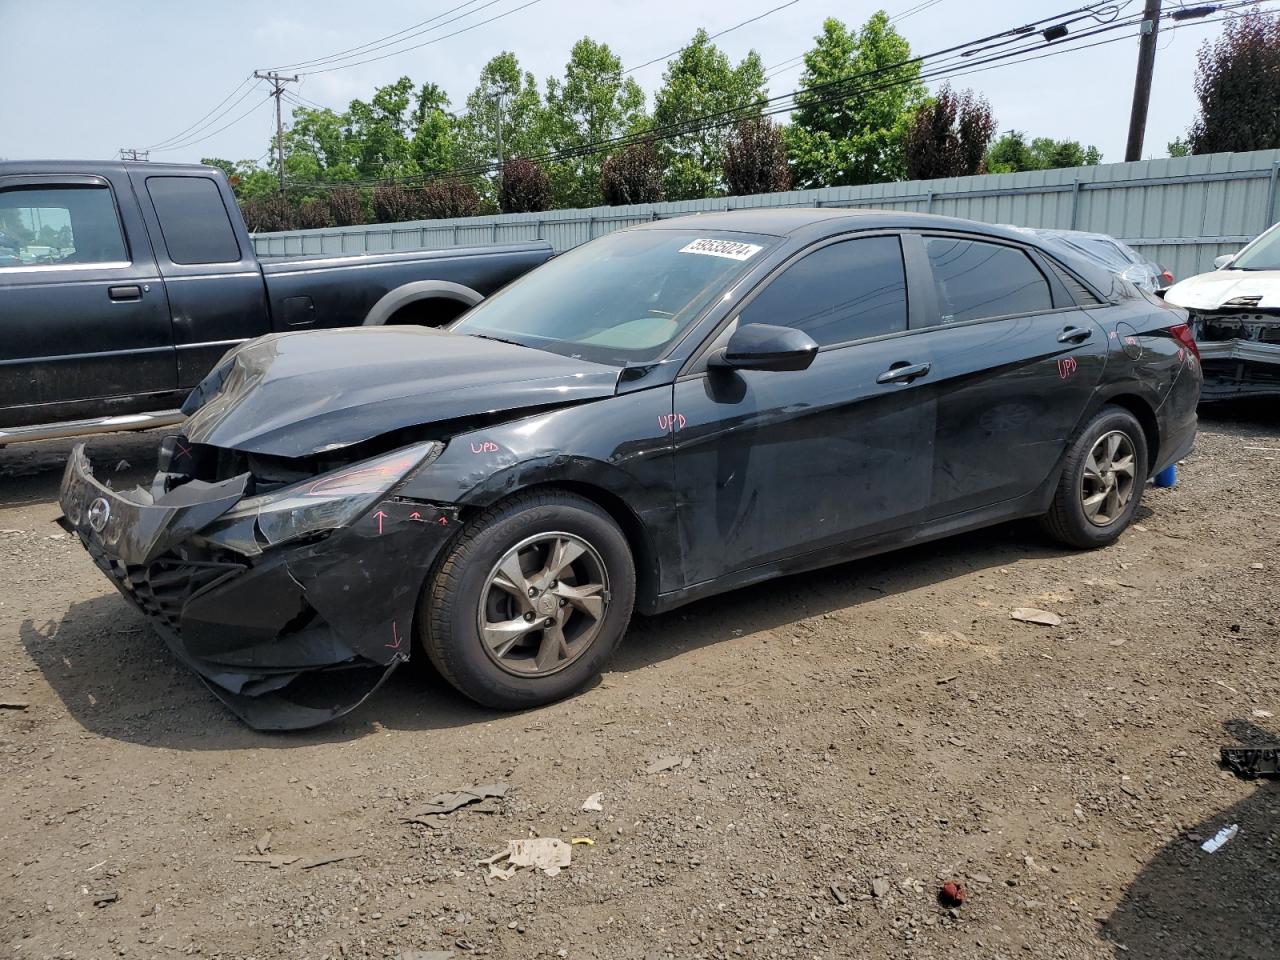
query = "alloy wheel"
(1080, 430, 1137, 526)
(476, 532, 610, 677)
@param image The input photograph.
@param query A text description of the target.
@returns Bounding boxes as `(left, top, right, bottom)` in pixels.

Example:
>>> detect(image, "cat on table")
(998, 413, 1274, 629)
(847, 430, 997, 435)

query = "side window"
(925, 237, 1053, 324)
(0, 184, 128, 268)
(146, 176, 240, 265)
(740, 236, 907, 347)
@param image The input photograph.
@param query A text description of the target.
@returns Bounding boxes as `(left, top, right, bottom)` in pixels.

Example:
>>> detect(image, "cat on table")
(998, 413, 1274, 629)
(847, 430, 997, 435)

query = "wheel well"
(461, 481, 660, 611)
(385, 297, 471, 328)
(1106, 394, 1160, 471)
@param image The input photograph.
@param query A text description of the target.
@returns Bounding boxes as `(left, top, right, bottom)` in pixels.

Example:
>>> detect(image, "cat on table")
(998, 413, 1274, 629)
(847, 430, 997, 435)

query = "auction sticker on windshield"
(678, 238, 763, 261)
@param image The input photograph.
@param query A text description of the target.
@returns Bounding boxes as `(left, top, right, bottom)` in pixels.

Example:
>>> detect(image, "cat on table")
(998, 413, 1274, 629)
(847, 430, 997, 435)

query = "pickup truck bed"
(0, 160, 552, 443)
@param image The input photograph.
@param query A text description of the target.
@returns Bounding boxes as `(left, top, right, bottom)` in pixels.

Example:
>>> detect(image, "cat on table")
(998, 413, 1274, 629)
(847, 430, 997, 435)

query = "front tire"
(1040, 405, 1149, 549)
(420, 490, 636, 709)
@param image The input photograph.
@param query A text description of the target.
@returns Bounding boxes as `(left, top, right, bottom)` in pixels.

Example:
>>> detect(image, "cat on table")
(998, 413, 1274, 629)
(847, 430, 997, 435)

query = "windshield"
(1232, 223, 1280, 271)
(452, 228, 777, 364)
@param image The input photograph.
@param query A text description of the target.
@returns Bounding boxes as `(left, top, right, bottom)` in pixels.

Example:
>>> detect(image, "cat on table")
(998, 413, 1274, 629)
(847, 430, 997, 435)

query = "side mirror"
(709, 322, 819, 373)
(1213, 254, 1235, 270)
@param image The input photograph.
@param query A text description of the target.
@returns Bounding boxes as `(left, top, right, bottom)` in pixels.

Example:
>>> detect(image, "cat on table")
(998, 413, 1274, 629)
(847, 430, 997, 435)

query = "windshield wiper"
(467, 333, 527, 347)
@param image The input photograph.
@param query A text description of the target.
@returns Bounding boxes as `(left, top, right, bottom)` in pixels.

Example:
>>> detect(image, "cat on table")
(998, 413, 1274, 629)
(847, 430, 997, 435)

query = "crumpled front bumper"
(58, 444, 460, 730)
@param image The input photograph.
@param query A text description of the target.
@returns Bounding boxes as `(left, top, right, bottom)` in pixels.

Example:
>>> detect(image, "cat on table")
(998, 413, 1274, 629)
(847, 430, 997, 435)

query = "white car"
(1163, 221, 1280, 400)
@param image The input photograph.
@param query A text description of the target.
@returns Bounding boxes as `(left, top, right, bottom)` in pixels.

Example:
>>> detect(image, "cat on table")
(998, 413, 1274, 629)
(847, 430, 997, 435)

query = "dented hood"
(181, 326, 620, 457)
(1164, 269, 1280, 311)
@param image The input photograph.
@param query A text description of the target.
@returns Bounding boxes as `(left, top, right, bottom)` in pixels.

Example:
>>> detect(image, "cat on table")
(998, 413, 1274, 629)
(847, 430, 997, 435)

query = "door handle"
(876, 361, 931, 385)
(1057, 325, 1093, 344)
(108, 285, 142, 302)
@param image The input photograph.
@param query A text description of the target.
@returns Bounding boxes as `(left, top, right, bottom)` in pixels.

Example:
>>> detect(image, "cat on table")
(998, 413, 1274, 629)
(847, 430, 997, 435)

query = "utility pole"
(492, 91, 505, 192)
(118, 148, 149, 162)
(254, 70, 299, 191)
(1124, 0, 1162, 162)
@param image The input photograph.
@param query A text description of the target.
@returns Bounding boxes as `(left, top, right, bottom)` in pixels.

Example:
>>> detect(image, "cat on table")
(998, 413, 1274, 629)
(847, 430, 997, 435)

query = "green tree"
(457, 52, 546, 203)
(1168, 137, 1191, 158)
(1186, 10, 1280, 154)
(652, 29, 767, 200)
(785, 13, 925, 188)
(540, 38, 647, 207)
(985, 131, 1102, 173)
(346, 76, 420, 178)
(410, 82, 460, 174)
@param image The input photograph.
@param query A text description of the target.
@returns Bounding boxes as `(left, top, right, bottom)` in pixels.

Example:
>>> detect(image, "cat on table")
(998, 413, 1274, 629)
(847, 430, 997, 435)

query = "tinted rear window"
(146, 176, 240, 265)
(925, 237, 1052, 323)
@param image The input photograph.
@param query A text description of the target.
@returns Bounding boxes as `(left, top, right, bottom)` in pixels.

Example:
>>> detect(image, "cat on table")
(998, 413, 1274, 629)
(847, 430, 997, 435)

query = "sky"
(0, 0, 1230, 168)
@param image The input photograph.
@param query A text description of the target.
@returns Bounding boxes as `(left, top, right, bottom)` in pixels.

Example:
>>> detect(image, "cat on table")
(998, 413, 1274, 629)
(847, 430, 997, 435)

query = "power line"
(297, 0, 546, 76)
(290, 1, 1130, 186)
(143, 74, 256, 151)
(149, 92, 276, 154)
(623, 0, 805, 75)
(288, 0, 1271, 190)
(269, 0, 492, 71)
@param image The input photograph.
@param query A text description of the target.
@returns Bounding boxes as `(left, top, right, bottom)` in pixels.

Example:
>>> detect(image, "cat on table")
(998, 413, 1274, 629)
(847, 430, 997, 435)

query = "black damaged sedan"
(60, 210, 1201, 729)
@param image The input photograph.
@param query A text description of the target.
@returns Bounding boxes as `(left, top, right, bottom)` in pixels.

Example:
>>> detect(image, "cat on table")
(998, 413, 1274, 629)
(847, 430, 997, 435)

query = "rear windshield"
(452, 228, 777, 365)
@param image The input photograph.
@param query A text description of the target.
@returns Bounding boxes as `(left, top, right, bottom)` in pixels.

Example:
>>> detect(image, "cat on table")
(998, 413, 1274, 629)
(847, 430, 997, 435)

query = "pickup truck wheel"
(420, 491, 635, 709)
(1040, 406, 1148, 549)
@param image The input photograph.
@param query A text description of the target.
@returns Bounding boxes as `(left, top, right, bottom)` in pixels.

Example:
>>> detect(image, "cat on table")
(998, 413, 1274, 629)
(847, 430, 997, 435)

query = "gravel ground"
(1, 407, 1277, 960)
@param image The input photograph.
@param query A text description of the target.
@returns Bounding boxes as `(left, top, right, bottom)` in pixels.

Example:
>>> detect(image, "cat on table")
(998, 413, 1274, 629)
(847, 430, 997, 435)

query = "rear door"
(130, 171, 269, 387)
(672, 233, 937, 587)
(0, 175, 175, 418)
(912, 232, 1108, 519)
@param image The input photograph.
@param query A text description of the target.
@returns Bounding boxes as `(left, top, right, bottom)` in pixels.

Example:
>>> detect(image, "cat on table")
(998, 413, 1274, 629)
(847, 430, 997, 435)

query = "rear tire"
(1040, 405, 1148, 549)
(420, 490, 635, 709)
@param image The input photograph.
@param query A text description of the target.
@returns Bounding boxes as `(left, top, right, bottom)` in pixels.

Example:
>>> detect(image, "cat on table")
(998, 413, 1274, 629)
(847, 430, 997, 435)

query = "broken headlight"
(206, 442, 442, 551)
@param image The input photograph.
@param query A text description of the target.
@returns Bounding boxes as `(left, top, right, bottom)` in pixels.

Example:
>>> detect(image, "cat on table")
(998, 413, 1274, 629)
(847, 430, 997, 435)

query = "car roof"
(643, 207, 1094, 251)
(643, 207, 1125, 299)
(0, 159, 222, 178)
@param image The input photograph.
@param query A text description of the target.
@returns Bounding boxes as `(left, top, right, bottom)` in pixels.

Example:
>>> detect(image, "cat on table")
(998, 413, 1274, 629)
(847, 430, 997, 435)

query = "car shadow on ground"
(1102, 719, 1280, 959)
(21, 514, 1084, 751)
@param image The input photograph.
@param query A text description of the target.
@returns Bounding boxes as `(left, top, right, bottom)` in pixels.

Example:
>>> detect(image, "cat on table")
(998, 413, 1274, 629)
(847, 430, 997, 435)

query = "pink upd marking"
(657, 413, 688, 432)
(1057, 356, 1078, 381)
(470, 441, 500, 453)
(386, 621, 402, 650)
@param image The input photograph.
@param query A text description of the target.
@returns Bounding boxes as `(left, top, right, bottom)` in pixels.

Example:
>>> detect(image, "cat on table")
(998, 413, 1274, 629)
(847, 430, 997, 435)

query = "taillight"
(1160, 269, 1174, 285)
(1169, 323, 1200, 361)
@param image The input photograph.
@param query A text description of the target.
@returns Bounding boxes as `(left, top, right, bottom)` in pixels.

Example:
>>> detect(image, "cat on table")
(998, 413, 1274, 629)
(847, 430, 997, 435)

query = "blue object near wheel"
(1153, 464, 1177, 488)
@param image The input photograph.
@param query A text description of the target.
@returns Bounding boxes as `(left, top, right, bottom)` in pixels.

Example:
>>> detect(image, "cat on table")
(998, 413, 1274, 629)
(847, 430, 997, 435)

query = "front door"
(672, 234, 936, 588)
(913, 233, 1109, 518)
(0, 176, 175, 420)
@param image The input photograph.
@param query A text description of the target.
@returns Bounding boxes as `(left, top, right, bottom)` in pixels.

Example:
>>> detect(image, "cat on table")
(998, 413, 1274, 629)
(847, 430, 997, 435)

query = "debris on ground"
(0, 700, 29, 710)
(938, 881, 967, 907)
(870, 878, 891, 898)
(114, 460, 130, 472)
(298, 850, 362, 870)
(645, 755, 692, 774)
(405, 784, 508, 821)
(254, 831, 272, 855)
(1221, 745, 1280, 779)
(1010, 608, 1063, 627)
(581, 792, 603, 811)
(480, 838, 573, 880)
(91, 890, 118, 907)
(232, 855, 299, 868)
(395, 952, 455, 960)
(829, 883, 847, 904)
(570, 837, 594, 846)
(1201, 824, 1239, 853)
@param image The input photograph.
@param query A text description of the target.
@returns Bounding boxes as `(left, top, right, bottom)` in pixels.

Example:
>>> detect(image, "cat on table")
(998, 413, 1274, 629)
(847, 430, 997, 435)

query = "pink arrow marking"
(373, 510, 388, 534)
(409, 511, 422, 521)
(386, 621, 402, 650)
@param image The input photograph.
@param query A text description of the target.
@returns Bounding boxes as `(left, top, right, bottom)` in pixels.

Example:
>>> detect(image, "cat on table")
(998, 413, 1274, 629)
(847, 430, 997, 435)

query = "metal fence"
(253, 149, 1280, 282)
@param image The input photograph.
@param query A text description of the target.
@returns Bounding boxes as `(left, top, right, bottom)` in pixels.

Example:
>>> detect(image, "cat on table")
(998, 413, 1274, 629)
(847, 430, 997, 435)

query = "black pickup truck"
(0, 161, 552, 444)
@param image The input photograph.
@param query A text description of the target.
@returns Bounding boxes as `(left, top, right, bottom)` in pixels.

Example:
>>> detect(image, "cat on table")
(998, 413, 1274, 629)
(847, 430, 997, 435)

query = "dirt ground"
(1, 407, 1277, 960)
